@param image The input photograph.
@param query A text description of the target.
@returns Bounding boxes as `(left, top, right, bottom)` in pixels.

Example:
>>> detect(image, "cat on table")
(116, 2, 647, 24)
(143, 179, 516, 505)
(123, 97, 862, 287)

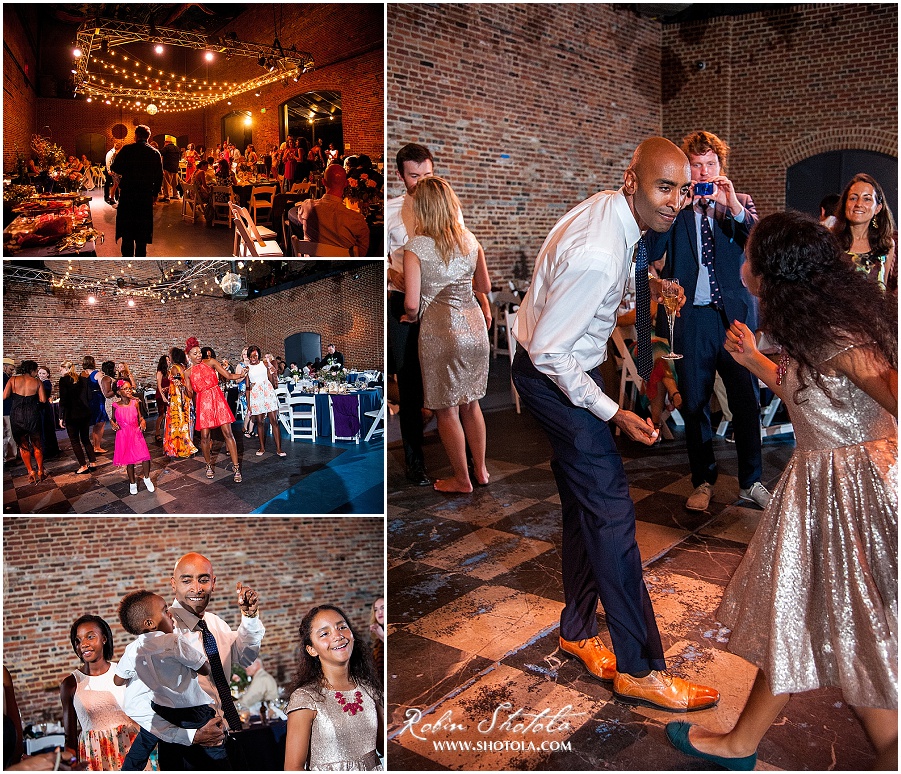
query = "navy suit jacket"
(645, 193, 758, 350)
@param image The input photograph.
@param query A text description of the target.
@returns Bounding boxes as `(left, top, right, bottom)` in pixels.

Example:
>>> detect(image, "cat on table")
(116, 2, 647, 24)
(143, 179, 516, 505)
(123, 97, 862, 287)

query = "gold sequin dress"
(407, 231, 489, 410)
(286, 683, 382, 770)
(718, 344, 897, 709)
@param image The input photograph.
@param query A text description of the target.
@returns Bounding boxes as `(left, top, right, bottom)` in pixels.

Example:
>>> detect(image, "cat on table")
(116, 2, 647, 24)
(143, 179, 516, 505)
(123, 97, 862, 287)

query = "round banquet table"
(282, 383, 382, 439)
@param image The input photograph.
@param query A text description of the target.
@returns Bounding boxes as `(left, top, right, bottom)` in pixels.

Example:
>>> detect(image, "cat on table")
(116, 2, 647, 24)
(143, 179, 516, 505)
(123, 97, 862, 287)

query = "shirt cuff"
(733, 208, 746, 223)
(587, 391, 620, 422)
(241, 614, 264, 630)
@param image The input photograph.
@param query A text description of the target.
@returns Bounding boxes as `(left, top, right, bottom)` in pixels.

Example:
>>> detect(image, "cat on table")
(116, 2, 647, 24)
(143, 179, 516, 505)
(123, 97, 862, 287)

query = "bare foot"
(434, 478, 473, 494)
(472, 467, 490, 486)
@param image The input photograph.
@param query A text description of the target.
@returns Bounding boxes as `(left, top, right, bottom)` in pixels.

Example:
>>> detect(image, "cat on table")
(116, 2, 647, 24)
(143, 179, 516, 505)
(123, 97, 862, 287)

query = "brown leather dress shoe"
(613, 670, 719, 712)
(559, 636, 617, 681)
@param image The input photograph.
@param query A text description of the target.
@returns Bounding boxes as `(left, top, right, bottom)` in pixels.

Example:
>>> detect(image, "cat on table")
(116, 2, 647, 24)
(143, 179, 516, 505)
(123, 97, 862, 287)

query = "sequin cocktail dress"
(718, 343, 897, 709)
(406, 231, 489, 410)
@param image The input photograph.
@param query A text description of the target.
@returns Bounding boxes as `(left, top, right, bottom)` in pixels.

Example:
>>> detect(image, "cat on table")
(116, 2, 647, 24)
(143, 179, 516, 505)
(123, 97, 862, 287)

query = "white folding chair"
(210, 186, 236, 227)
(288, 394, 317, 442)
(363, 399, 385, 441)
(234, 211, 283, 257)
(274, 386, 292, 434)
(505, 309, 521, 414)
(291, 236, 354, 257)
(181, 180, 199, 223)
(328, 394, 360, 443)
(230, 204, 278, 257)
(489, 291, 520, 358)
(249, 184, 277, 226)
(143, 389, 158, 415)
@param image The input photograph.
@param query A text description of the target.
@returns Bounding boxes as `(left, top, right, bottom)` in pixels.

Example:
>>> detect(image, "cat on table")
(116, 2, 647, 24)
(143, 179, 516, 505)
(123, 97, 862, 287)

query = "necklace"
(334, 689, 364, 715)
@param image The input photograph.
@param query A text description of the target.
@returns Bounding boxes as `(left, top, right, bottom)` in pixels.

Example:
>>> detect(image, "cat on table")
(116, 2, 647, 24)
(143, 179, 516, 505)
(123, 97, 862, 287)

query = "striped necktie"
(197, 618, 243, 732)
(634, 236, 654, 381)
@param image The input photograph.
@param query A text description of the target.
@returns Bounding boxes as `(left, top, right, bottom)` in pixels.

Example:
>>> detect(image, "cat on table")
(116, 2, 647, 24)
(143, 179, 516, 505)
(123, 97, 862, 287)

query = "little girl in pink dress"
(111, 380, 155, 495)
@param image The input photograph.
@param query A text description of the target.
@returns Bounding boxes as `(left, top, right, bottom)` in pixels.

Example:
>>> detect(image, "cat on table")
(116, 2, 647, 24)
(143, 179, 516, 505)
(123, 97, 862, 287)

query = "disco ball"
(220, 272, 241, 295)
(146, 103, 158, 115)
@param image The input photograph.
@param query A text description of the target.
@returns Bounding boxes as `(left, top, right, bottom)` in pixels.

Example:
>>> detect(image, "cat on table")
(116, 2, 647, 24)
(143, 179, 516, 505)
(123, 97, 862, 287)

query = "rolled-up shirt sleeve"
(230, 615, 264, 668)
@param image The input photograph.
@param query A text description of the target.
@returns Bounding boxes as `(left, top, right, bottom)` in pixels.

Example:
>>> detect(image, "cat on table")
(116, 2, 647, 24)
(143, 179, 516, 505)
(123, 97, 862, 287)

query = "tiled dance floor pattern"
(386, 403, 878, 770)
(4, 424, 383, 515)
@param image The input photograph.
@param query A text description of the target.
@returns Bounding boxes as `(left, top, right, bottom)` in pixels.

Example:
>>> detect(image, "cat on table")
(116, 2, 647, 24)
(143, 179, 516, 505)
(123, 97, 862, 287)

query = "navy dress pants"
(512, 349, 666, 675)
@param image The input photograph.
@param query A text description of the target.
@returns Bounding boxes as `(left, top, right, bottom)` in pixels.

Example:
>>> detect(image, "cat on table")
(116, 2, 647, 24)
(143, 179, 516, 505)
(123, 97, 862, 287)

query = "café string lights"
(73, 18, 314, 114)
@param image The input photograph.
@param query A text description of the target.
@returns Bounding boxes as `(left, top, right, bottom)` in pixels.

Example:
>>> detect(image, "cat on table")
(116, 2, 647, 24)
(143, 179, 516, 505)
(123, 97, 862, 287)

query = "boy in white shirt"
(115, 590, 214, 771)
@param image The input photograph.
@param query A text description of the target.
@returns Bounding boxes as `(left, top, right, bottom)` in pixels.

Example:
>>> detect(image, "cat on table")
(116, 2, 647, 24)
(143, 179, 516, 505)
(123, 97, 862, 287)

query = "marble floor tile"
(417, 528, 554, 582)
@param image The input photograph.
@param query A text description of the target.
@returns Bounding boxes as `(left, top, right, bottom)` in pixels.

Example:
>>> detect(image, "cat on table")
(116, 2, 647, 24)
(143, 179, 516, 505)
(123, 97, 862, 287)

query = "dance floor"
(385, 359, 877, 771)
(3, 422, 383, 515)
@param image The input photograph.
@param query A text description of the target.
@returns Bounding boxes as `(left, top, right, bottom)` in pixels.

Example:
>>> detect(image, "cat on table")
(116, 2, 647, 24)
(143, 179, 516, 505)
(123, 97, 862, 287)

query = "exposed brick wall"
(661, 3, 898, 216)
(3, 516, 384, 725)
(7, 3, 383, 170)
(3, 6, 40, 173)
(2, 260, 384, 394)
(387, 4, 663, 283)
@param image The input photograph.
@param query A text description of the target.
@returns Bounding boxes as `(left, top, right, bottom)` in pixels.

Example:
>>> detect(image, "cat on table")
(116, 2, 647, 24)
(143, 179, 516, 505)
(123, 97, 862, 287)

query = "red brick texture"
(5, 4, 383, 172)
(3, 516, 384, 726)
(388, 3, 897, 282)
(2, 260, 384, 395)
(661, 3, 898, 216)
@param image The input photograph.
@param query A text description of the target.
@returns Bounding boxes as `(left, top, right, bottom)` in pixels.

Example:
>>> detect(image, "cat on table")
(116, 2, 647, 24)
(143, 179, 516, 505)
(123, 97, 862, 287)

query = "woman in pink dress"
(110, 380, 154, 495)
(184, 143, 198, 183)
(184, 336, 246, 482)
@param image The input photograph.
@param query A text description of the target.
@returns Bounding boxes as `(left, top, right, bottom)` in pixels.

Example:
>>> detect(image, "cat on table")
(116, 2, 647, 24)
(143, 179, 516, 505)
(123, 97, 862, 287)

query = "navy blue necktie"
(634, 236, 653, 381)
(699, 201, 723, 309)
(197, 618, 243, 732)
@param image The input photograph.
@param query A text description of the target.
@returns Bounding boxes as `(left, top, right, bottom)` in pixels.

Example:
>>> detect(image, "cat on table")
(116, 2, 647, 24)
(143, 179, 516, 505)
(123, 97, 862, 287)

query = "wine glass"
(661, 279, 683, 360)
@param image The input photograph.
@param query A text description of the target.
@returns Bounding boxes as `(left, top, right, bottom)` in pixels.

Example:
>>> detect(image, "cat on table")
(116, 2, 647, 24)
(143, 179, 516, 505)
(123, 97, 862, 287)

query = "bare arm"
(2, 377, 12, 401)
(59, 675, 79, 755)
(723, 320, 784, 400)
(157, 371, 169, 405)
(829, 345, 898, 418)
(37, 380, 47, 404)
(196, 661, 211, 677)
(209, 358, 245, 381)
(472, 245, 491, 294)
(113, 674, 127, 686)
(401, 250, 422, 322)
(284, 708, 315, 771)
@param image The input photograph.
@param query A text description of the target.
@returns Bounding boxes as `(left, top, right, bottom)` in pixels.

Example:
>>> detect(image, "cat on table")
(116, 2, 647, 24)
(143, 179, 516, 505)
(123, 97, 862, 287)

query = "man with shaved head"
(512, 137, 720, 712)
(158, 552, 264, 769)
(297, 162, 370, 255)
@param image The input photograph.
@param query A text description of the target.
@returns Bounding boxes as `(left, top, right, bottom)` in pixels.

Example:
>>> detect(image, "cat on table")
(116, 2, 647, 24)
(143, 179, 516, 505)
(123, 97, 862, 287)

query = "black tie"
(634, 236, 654, 381)
(197, 618, 243, 732)
(699, 201, 723, 309)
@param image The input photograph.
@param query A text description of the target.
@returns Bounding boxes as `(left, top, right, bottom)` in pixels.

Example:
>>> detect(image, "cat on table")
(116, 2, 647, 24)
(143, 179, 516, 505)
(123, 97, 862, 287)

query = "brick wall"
(2, 260, 384, 392)
(8, 3, 383, 170)
(3, 516, 384, 725)
(661, 3, 898, 216)
(387, 4, 663, 282)
(3, 6, 40, 172)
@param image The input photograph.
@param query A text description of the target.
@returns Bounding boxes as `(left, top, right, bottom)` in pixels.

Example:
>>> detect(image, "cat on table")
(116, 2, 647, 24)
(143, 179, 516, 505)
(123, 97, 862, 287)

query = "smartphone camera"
(694, 181, 714, 197)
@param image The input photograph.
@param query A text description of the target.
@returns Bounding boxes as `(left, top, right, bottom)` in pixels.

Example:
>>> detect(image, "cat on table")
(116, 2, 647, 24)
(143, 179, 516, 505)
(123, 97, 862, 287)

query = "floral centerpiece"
(343, 173, 381, 218)
(288, 366, 303, 384)
(31, 135, 67, 172)
(317, 359, 346, 388)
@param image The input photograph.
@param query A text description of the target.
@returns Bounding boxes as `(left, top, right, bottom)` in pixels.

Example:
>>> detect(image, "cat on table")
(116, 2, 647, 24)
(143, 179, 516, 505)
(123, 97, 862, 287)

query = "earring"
(872, 217, 878, 228)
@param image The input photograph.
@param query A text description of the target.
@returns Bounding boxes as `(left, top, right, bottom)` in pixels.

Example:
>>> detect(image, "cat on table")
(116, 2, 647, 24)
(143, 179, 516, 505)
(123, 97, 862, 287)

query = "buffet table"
(3, 194, 99, 256)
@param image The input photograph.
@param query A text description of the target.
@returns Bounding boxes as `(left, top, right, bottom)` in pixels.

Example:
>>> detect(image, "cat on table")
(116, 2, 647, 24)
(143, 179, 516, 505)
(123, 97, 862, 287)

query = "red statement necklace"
(334, 689, 364, 715)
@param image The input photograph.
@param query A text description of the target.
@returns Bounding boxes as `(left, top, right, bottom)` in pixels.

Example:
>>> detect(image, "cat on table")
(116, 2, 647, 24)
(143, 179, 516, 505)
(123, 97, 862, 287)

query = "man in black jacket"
(112, 125, 163, 257)
(161, 138, 182, 202)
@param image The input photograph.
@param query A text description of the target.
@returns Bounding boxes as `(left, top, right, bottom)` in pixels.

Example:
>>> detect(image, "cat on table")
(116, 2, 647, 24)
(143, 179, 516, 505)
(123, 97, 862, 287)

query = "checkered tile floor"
(386, 362, 877, 770)
(4, 422, 383, 514)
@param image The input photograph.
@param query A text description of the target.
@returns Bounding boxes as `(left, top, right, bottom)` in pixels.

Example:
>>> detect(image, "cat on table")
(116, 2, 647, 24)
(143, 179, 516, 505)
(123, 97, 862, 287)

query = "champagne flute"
(661, 279, 683, 360)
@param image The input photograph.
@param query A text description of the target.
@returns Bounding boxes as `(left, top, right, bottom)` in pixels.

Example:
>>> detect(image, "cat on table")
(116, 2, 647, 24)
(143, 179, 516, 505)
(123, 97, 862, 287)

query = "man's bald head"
(170, 552, 216, 616)
(323, 164, 347, 195)
(623, 137, 692, 233)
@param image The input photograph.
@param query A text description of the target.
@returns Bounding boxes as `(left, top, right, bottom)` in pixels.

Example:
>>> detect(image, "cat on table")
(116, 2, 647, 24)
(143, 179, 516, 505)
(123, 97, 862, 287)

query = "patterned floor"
(3, 422, 384, 515)
(385, 360, 878, 771)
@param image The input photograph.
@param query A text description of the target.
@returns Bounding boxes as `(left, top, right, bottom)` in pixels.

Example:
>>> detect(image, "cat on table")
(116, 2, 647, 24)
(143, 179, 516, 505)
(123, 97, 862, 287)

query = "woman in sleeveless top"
(402, 176, 492, 493)
(2, 359, 47, 483)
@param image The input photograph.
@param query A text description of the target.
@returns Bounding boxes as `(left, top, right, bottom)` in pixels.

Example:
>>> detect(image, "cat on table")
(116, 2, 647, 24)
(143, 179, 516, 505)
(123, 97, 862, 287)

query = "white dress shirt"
(116, 631, 213, 709)
(169, 600, 265, 720)
(512, 188, 641, 422)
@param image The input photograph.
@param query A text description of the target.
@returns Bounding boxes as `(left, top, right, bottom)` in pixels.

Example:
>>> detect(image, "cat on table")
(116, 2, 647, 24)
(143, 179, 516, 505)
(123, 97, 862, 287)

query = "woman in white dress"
(245, 345, 285, 457)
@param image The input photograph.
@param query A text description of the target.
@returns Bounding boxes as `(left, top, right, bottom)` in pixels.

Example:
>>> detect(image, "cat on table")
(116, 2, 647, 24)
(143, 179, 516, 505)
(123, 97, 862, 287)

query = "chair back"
(328, 394, 360, 443)
(211, 186, 234, 227)
(291, 236, 354, 257)
(143, 389, 158, 415)
(251, 184, 277, 202)
(505, 309, 521, 413)
(363, 398, 385, 442)
(287, 394, 317, 442)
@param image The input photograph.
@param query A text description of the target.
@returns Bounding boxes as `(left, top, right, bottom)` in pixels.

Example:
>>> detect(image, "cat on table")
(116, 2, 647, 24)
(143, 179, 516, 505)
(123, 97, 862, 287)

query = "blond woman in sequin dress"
(285, 605, 383, 771)
(401, 176, 492, 493)
(666, 212, 897, 770)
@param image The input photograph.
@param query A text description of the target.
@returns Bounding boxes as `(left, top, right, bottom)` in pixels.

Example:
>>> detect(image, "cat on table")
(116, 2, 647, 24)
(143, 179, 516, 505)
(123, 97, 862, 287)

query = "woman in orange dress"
(184, 336, 246, 482)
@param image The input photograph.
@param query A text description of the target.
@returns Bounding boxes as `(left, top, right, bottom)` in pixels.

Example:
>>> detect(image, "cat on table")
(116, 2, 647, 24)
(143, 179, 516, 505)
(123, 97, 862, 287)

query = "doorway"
(281, 91, 343, 154)
(221, 111, 253, 154)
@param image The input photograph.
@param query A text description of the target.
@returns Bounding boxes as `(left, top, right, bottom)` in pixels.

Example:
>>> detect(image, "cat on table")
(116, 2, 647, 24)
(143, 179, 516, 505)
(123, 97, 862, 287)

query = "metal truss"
(73, 18, 314, 107)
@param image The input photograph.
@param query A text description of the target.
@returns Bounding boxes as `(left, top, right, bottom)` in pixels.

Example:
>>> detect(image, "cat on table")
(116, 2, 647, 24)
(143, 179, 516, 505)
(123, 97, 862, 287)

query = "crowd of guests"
(1, 340, 352, 493)
(386, 133, 897, 767)
(4, 552, 385, 771)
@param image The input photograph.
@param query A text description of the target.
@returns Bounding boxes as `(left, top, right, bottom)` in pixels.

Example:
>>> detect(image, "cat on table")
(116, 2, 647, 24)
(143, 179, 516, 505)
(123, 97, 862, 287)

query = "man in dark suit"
(645, 130, 769, 512)
(112, 124, 163, 257)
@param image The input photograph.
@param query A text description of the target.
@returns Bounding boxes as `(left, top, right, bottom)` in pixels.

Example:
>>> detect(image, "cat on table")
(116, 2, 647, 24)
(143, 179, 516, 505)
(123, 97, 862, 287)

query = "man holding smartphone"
(644, 130, 769, 513)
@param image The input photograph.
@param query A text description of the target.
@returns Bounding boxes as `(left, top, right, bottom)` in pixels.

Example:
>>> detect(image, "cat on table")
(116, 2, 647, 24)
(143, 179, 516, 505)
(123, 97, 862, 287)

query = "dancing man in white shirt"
(512, 137, 720, 712)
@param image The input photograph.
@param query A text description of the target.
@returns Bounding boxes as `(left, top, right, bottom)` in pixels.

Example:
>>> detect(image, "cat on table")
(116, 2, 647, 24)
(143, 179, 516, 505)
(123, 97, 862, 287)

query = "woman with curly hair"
(666, 211, 897, 770)
(830, 172, 896, 291)
(285, 605, 383, 771)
